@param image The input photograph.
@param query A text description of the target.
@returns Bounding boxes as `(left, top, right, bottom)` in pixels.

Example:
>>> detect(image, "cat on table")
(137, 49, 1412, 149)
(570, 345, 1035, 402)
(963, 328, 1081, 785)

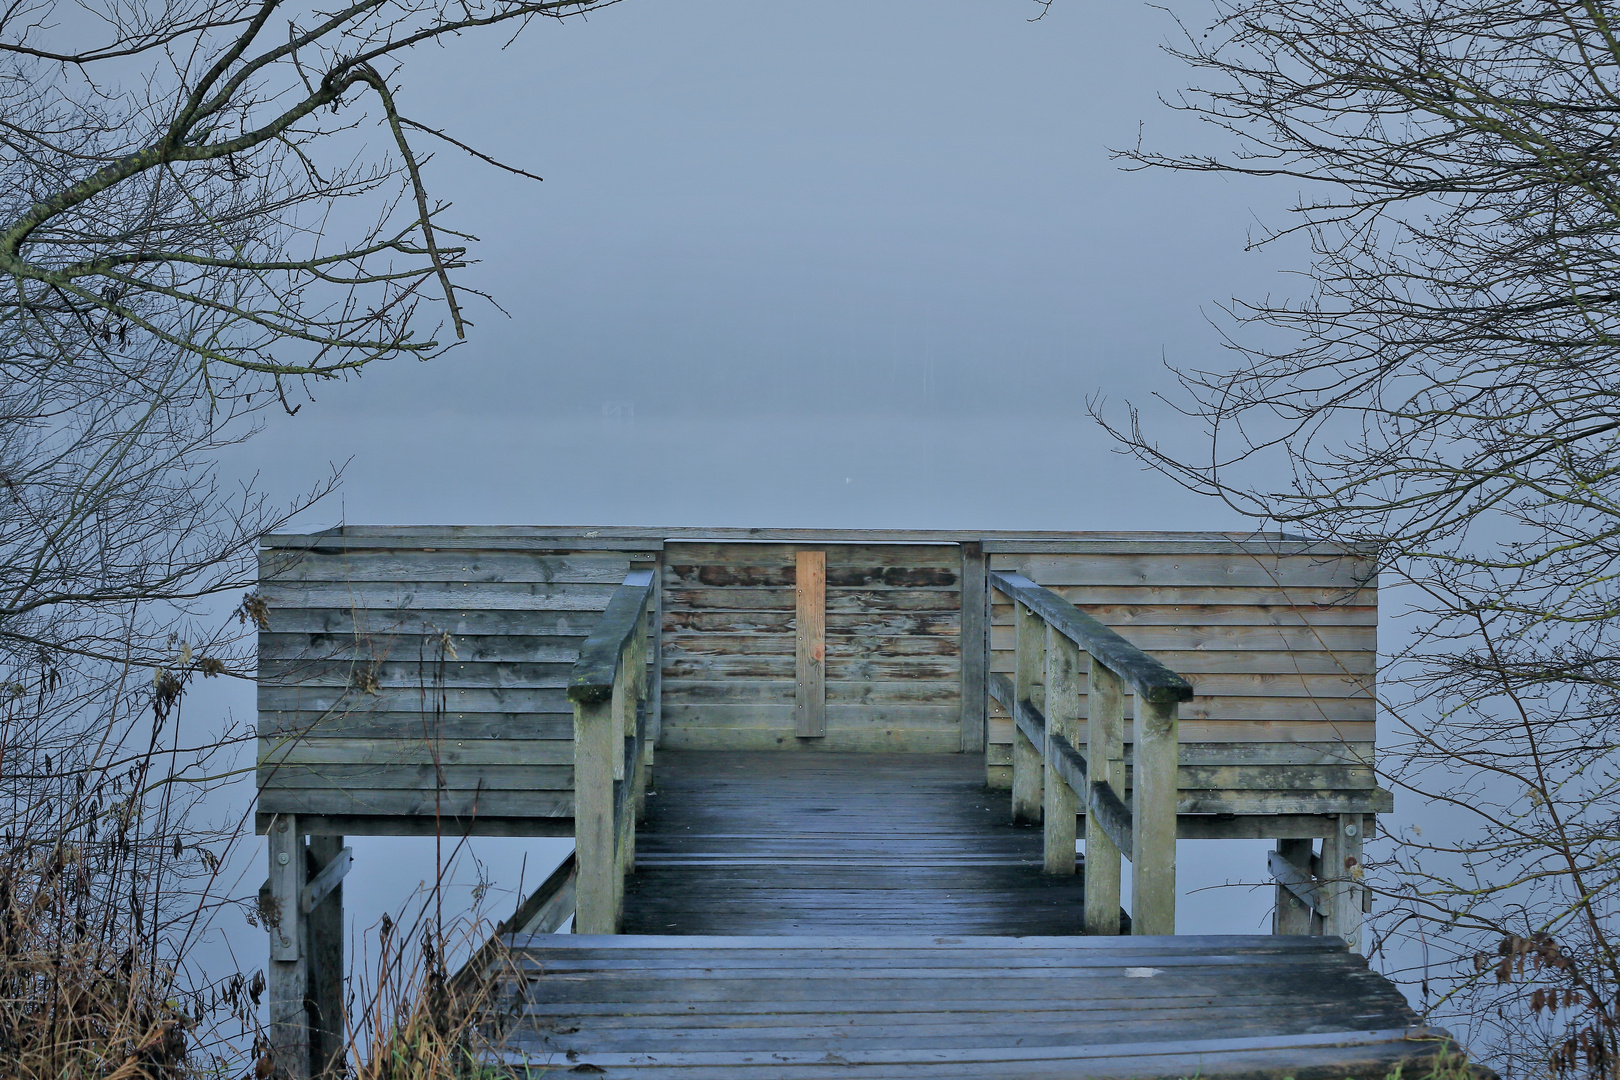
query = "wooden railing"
(988, 571, 1194, 935)
(568, 568, 655, 934)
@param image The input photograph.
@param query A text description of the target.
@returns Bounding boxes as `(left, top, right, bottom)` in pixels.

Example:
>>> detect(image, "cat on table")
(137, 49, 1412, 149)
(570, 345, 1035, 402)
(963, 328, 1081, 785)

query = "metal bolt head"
(276, 852, 290, 866)
(1344, 823, 1359, 837)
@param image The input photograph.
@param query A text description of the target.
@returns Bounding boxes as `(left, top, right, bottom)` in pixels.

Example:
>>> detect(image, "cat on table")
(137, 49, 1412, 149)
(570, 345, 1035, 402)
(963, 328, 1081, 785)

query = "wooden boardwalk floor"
(621, 751, 1090, 936)
(490, 935, 1434, 1079)
(477, 751, 1442, 1078)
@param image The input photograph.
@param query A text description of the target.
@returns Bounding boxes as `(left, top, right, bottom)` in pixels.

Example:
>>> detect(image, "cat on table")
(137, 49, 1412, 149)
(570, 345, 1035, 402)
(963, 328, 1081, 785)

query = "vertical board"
(959, 543, 988, 753)
(794, 550, 827, 738)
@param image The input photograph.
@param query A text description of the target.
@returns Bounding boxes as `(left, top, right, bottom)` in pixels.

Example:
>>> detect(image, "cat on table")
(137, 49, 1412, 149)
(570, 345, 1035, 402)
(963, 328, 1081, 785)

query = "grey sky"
(237, 0, 1303, 532)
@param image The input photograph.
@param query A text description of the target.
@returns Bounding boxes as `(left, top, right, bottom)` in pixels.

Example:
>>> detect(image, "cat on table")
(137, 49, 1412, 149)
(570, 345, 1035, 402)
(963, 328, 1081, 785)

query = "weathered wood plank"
(794, 551, 827, 739)
(259, 737, 573, 766)
(258, 685, 571, 714)
(261, 550, 631, 583)
(259, 580, 620, 610)
(258, 607, 601, 637)
(258, 763, 574, 790)
(669, 610, 961, 635)
(254, 787, 573, 818)
(989, 623, 1375, 653)
(257, 711, 574, 740)
(663, 587, 959, 613)
(960, 543, 987, 753)
(993, 553, 1376, 589)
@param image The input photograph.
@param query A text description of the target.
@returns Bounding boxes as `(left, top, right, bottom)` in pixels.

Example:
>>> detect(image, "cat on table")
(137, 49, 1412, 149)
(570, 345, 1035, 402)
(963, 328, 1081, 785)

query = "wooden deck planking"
(488, 935, 1435, 1080)
(618, 751, 1088, 936)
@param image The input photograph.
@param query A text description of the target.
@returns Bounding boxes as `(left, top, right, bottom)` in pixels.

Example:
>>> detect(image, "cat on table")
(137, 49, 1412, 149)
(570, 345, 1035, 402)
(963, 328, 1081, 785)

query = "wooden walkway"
(621, 751, 1091, 936)
(490, 935, 1431, 1079)
(474, 752, 1443, 1079)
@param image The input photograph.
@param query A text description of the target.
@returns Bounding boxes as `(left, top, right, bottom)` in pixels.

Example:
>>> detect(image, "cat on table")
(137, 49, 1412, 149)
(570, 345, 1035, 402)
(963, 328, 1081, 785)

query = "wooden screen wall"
(984, 539, 1385, 815)
(659, 542, 963, 751)
(255, 537, 657, 832)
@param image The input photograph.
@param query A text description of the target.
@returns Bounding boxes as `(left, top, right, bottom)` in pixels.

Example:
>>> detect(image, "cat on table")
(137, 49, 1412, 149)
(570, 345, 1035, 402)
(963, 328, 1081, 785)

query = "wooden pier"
(252, 527, 1445, 1079)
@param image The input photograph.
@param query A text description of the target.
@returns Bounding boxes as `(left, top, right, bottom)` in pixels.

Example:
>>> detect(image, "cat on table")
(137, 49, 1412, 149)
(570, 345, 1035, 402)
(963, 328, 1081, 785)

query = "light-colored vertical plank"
(1272, 837, 1316, 935)
(960, 542, 988, 753)
(1323, 813, 1365, 952)
(794, 550, 827, 738)
(267, 816, 309, 1080)
(1084, 662, 1125, 934)
(1043, 626, 1080, 876)
(572, 695, 617, 934)
(1011, 599, 1045, 825)
(1131, 697, 1179, 935)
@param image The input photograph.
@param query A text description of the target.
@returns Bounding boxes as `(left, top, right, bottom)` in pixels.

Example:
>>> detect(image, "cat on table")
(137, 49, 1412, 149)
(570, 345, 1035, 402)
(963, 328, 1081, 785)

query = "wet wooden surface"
(619, 751, 1089, 936)
(491, 935, 1431, 1079)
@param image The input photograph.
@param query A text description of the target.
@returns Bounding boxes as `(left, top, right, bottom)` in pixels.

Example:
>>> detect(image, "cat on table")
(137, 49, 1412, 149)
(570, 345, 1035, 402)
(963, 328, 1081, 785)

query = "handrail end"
(568, 679, 615, 706)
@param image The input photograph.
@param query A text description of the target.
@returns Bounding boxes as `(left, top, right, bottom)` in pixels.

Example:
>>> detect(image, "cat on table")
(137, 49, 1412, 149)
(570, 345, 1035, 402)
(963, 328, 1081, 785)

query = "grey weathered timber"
(660, 541, 962, 752)
(619, 752, 1091, 936)
(1323, 814, 1366, 953)
(991, 571, 1194, 704)
(266, 815, 308, 1080)
(1011, 599, 1045, 824)
(1271, 844, 1327, 929)
(485, 935, 1443, 1080)
(570, 570, 656, 934)
(1085, 662, 1125, 936)
(1132, 697, 1179, 936)
(1042, 626, 1080, 875)
(959, 542, 988, 753)
(305, 835, 346, 1079)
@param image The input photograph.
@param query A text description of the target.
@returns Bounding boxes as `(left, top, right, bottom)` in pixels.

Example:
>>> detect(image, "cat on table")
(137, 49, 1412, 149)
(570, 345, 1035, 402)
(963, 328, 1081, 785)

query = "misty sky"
(199, 0, 1340, 975)
(233, 0, 1306, 531)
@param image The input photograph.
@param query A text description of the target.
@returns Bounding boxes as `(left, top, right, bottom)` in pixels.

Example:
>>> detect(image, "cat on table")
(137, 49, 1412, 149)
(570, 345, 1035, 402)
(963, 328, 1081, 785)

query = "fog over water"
(188, 0, 1371, 983)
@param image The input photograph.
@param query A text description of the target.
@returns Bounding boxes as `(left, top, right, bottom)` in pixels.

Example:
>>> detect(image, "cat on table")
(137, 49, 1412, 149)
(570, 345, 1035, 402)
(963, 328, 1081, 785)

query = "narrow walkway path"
(621, 751, 1090, 935)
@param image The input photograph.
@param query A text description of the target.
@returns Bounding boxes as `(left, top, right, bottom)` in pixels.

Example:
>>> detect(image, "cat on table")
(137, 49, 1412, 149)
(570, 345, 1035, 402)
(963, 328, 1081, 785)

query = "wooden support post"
(1084, 663, 1124, 935)
(1131, 698, 1179, 936)
(305, 835, 346, 1079)
(1011, 599, 1045, 825)
(1272, 838, 1316, 935)
(267, 816, 309, 1080)
(959, 543, 988, 753)
(1322, 813, 1365, 953)
(573, 691, 617, 934)
(1042, 626, 1080, 875)
(795, 550, 827, 738)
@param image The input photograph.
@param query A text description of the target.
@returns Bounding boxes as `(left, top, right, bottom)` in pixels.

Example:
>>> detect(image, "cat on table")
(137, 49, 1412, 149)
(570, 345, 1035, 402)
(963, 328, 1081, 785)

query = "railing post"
(573, 688, 617, 934)
(266, 815, 309, 1080)
(1322, 814, 1365, 953)
(1131, 697, 1179, 935)
(1011, 599, 1045, 825)
(1043, 626, 1080, 875)
(1084, 663, 1124, 935)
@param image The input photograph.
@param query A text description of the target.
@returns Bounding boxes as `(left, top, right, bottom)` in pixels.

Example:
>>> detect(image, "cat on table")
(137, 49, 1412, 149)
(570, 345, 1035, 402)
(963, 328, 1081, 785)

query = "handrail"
(569, 567, 656, 705)
(988, 571, 1192, 704)
(989, 570, 1186, 936)
(569, 568, 656, 934)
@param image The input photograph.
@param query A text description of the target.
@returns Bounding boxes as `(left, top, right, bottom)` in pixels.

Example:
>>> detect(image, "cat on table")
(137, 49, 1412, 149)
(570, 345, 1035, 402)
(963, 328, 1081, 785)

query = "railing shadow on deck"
(988, 570, 1193, 936)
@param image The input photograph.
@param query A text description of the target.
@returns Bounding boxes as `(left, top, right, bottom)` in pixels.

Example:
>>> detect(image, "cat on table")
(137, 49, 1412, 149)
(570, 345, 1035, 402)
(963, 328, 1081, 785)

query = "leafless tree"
(0, 0, 611, 1071)
(1103, 1, 1620, 1075)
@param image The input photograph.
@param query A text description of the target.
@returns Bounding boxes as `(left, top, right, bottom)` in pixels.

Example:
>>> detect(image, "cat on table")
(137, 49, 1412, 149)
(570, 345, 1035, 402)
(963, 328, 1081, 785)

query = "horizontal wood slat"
(661, 543, 963, 752)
